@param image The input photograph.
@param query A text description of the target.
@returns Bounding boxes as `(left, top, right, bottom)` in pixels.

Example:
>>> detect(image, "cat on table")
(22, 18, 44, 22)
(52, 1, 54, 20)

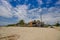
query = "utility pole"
(40, 11, 43, 27)
(38, 8, 43, 27)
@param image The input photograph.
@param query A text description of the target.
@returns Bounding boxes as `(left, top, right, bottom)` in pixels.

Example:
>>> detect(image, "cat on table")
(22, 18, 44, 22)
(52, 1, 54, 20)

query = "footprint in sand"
(0, 34, 20, 40)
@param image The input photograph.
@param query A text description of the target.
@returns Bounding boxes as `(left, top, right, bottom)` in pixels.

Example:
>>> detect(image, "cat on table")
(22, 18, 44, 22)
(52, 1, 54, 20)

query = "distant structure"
(28, 20, 44, 27)
(12, 20, 44, 27)
(28, 21, 33, 27)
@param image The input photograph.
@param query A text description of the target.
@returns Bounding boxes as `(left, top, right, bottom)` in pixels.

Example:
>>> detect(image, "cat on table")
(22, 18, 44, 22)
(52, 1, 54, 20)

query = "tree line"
(6, 20, 60, 27)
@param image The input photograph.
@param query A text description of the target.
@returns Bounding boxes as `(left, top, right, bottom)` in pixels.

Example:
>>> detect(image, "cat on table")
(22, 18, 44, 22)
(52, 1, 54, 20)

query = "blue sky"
(0, 0, 60, 25)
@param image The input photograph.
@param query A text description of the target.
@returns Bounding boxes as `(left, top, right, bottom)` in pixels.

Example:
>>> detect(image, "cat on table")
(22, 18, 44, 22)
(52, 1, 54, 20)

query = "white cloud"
(37, 0, 43, 6)
(46, 0, 52, 4)
(0, 0, 28, 19)
(42, 14, 60, 24)
(22, 7, 60, 24)
(42, 7, 60, 24)
(28, 8, 42, 18)
(0, 0, 60, 25)
(13, 5, 28, 21)
(0, 0, 13, 18)
(0, 0, 29, 25)
(55, 0, 60, 5)
(26, 7, 60, 24)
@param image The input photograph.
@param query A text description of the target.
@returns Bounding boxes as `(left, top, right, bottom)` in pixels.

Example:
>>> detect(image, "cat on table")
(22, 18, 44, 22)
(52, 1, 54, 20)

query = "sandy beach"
(0, 27, 60, 40)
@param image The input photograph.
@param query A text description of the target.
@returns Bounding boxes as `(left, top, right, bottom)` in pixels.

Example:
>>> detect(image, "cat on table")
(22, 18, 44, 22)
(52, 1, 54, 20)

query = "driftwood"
(0, 34, 20, 40)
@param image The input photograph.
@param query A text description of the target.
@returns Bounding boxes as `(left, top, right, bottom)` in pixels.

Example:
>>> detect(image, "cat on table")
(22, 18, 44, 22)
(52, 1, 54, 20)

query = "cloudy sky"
(0, 0, 60, 25)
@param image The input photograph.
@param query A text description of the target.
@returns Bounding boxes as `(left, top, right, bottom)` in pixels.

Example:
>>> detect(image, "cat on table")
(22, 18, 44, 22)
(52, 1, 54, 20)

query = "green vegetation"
(19, 20, 25, 25)
(17, 20, 25, 26)
(5, 20, 60, 27)
(54, 22, 60, 27)
(6, 24, 16, 27)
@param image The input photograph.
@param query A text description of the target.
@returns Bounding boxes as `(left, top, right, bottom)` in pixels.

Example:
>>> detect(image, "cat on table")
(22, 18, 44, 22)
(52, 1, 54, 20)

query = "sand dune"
(0, 27, 60, 40)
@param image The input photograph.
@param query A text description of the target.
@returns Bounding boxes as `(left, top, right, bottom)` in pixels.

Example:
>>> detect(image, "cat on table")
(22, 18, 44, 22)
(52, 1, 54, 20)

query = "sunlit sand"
(0, 27, 60, 40)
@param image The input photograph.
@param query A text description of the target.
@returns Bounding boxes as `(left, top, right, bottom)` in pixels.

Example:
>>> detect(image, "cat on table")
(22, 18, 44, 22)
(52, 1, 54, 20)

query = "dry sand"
(0, 27, 60, 40)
